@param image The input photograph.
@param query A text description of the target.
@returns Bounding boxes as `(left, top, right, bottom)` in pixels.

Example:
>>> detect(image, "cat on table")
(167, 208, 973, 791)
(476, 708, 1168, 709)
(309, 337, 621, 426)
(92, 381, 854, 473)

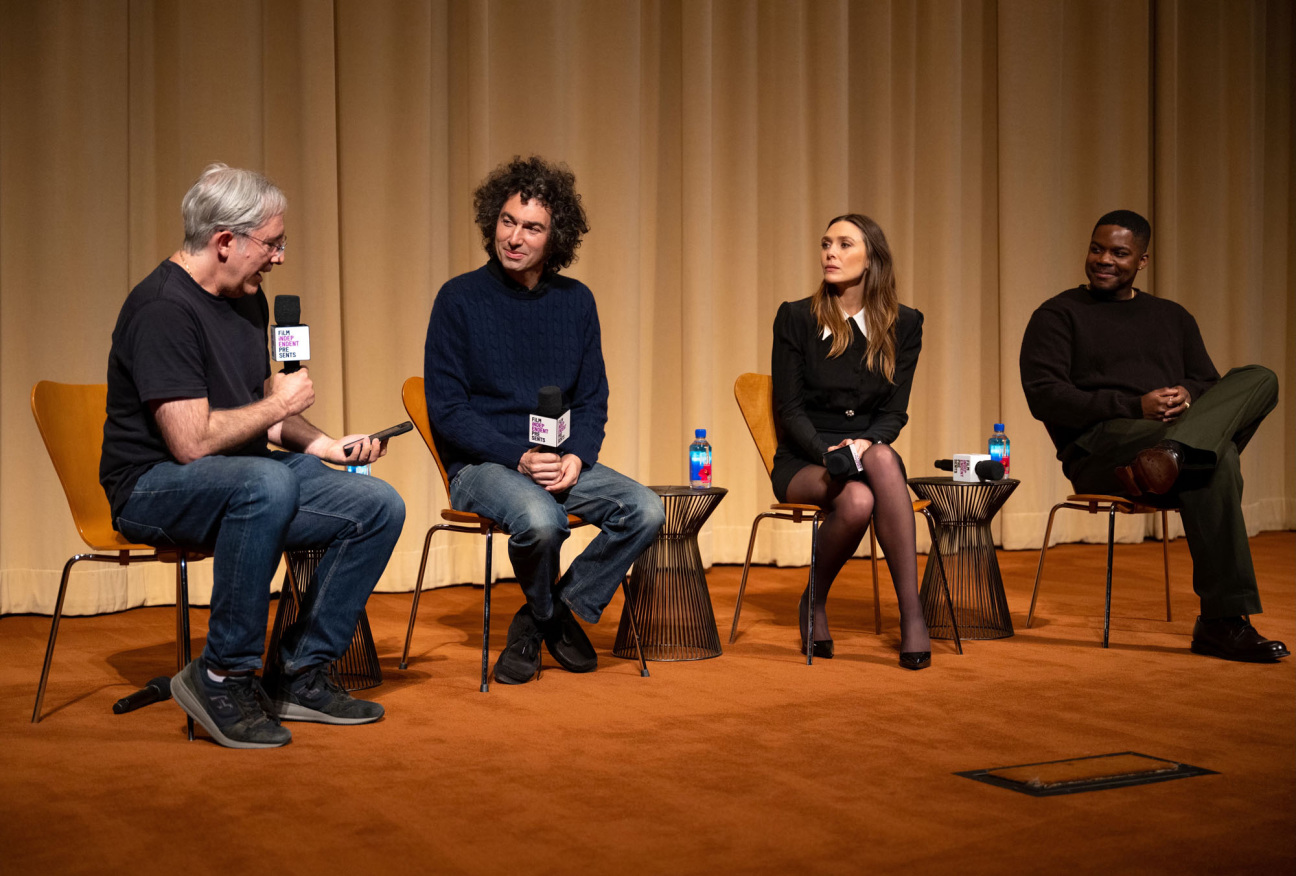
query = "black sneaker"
(493, 605, 542, 684)
(270, 666, 384, 724)
(541, 600, 598, 673)
(171, 658, 292, 749)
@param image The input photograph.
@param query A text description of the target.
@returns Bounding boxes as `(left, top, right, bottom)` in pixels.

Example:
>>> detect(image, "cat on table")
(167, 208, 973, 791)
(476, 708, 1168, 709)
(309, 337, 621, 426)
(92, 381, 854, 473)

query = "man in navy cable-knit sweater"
(425, 156, 664, 685)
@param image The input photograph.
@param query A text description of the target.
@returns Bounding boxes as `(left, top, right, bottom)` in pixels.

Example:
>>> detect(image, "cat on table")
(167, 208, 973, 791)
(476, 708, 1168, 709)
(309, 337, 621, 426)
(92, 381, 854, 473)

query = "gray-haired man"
(101, 164, 405, 747)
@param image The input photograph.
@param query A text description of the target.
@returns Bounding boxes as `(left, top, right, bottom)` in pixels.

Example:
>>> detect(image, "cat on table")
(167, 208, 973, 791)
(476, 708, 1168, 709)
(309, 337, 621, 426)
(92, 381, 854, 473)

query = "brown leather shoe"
(1114, 441, 1183, 496)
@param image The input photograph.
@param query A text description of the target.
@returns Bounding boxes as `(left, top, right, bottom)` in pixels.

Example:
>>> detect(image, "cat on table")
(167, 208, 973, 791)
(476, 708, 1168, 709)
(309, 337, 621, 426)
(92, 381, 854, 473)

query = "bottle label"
(689, 446, 712, 487)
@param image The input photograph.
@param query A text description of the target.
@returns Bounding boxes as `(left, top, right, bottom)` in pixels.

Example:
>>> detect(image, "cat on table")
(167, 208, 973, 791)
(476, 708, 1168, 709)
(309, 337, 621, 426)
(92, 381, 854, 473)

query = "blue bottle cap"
(994, 423, 1004, 431)
(695, 428, 706, 438)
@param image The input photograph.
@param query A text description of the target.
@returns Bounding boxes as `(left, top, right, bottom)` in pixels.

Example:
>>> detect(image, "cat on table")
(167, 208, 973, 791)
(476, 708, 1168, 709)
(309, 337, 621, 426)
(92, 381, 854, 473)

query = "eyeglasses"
(243, 233, 287, 255)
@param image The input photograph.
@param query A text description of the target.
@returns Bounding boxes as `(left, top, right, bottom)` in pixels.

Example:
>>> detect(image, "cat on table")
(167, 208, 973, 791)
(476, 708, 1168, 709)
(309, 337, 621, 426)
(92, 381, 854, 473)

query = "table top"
(645, 485, 727, 536)
(907, 476, 1020, 488)
(648, 485, 729, 498)
(908, 476, 1018, 523)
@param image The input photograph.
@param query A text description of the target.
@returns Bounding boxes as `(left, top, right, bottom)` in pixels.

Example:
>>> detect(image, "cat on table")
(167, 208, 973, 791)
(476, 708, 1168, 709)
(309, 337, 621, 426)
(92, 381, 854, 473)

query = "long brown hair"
(811, 213, 899, 382)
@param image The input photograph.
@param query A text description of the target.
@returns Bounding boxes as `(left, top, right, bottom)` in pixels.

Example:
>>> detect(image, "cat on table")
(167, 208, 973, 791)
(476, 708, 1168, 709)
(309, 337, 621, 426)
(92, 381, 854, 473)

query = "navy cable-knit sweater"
(424, 261, 609, 479)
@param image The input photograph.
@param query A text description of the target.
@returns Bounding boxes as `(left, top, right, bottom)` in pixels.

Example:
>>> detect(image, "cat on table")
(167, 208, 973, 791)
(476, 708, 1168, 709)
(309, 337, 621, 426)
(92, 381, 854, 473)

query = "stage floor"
(3, 533, 1293, 874)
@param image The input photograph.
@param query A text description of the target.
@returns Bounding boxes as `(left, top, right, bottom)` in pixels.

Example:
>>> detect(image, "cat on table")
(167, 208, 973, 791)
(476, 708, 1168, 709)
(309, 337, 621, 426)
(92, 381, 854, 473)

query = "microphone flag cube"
(952, 453, 992, 483)
(529, 409, 570, 448)
(272, 325, 310, 363)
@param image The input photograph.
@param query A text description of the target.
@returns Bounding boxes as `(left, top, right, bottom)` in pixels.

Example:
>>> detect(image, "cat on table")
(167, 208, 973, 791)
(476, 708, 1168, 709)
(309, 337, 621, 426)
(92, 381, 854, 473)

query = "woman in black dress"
(771, 213, 932, 669)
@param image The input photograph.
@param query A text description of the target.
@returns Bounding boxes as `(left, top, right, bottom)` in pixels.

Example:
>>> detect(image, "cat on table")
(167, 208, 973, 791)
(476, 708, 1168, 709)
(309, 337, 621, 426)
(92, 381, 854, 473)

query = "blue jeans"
(116, 451, 405, 674)
(450, 462, 664, 623)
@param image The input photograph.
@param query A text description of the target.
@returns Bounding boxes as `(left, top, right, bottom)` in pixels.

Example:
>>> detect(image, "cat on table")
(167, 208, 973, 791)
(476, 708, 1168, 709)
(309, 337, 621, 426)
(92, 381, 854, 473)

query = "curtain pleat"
(2, 0, 1290, 614)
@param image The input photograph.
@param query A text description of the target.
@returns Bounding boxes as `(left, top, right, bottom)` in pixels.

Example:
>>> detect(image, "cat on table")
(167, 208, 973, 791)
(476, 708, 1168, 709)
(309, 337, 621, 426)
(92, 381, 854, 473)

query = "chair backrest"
(401, 376, 454, 498)
(30, 381, 142, 551)
(733, 372, 781, 478)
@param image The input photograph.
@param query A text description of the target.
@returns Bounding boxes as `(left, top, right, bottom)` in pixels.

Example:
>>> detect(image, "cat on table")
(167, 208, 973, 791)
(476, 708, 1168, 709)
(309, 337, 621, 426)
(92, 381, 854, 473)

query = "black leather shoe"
(1191, 616, 1290, 663)
(493, 605, 542, 684)
(1114, 441, 1183, 496)
(541, 601, 598, 673)
(899, 652, 931, 671)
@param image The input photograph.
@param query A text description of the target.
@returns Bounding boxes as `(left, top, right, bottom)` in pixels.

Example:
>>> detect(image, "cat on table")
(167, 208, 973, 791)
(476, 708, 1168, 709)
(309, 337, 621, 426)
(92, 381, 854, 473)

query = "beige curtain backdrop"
(1, 0, 1291, 615)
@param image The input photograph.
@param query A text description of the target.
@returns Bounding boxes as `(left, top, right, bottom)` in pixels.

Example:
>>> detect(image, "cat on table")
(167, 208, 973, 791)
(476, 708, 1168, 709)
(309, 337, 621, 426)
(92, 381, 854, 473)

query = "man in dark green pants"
(1020, 209, 1287, 663)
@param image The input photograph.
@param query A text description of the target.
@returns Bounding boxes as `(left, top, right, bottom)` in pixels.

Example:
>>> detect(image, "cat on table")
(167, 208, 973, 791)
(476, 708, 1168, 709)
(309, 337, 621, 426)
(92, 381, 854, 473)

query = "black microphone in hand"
(824, 445, 862, 480)
(529, 386, 570, 453)
(934, 458, 1005, 482)
(112, 676, 171, 714)
(272, 294, 310, 374)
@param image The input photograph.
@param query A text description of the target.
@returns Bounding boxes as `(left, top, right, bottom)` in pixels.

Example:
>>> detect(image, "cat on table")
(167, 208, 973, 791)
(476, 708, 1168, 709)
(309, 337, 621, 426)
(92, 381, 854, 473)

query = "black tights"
(785, 444, 931, 653)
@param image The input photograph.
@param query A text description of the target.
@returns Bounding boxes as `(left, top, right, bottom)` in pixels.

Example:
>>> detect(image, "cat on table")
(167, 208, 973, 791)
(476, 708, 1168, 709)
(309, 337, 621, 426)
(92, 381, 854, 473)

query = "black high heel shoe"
(899, 651, 931, 671)
(799, 591, 834, 659)
(800, 637, 836, 659)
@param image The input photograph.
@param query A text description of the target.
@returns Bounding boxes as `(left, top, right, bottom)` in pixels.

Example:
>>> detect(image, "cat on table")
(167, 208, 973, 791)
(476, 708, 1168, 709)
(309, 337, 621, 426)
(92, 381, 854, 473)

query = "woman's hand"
(826, 438, 873, 456)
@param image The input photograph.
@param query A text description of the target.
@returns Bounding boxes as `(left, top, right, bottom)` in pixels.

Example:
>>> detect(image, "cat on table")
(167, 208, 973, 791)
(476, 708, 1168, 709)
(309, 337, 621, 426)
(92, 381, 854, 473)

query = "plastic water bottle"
(689, 428, 712, 489)
(346, 463, 371, 476)
(988, 423, 1010, 477)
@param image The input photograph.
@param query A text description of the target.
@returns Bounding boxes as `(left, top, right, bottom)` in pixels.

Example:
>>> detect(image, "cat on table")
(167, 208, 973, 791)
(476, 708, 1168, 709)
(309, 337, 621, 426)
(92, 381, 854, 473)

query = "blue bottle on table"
(988, 423, 1010, 477)
(689, 429, 712, 489)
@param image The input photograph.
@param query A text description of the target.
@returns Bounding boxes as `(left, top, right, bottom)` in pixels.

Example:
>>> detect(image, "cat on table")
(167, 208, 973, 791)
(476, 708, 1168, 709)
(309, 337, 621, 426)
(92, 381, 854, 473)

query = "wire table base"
(907, 477, 1019, 640)
(266, 548, 383, 691)
(614, 486, 727, 661)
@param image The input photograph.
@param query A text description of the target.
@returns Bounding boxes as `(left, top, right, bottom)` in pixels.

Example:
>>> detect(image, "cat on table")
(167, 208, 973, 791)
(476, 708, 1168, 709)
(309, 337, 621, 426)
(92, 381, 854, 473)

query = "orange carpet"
(2, 533, 1293, 874)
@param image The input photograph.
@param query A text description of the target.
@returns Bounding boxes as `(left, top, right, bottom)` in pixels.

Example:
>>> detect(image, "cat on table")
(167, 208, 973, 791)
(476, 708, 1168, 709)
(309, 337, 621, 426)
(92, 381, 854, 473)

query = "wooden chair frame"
(30, 381, 205, 737)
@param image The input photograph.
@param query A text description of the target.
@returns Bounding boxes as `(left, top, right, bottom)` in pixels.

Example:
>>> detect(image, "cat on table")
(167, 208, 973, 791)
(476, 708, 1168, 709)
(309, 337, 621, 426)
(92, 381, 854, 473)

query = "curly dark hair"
(473, 155, 589, 273)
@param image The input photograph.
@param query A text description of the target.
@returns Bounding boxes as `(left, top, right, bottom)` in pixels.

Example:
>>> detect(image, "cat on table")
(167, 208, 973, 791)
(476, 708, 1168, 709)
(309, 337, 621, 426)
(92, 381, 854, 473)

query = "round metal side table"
(907, 476, 1019, 640)
(266, 548, 383, 691)
(613, 486, 727, 661)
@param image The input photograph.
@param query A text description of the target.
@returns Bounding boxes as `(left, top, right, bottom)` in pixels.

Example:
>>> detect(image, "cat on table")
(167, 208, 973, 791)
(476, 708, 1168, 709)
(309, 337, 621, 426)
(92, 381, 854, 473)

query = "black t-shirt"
(100, 260, 271, 517)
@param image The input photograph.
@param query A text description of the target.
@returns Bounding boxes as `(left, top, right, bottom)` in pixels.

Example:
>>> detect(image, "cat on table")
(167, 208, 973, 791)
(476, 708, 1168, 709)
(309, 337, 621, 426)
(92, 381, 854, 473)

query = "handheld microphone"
(272, 295, 311, 374)
(824, 444, 863, 480)
(112, 676, 172, 714)
(935, 457, 1005, 482)
(529, 386, 571, 452)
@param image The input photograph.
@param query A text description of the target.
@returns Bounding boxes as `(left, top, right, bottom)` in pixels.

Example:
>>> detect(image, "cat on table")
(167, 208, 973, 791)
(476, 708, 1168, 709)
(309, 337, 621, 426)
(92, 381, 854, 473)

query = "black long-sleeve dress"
(770, 296, 923, 501)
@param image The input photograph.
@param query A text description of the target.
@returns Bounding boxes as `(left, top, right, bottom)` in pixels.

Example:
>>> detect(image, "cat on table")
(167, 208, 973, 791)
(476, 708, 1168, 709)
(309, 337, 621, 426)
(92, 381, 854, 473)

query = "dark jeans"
(450, 461, 665, 624)
(116, 451, 405, 674)
(1066, 365, 1278, 618)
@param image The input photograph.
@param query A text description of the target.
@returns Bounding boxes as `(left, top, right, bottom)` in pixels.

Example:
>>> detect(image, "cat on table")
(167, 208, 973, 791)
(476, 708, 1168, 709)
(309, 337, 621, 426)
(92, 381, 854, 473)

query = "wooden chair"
(1027, 494, 1179, 648)
(729, 373, 961, 661)
(30, 381, 206, 734)
(399, 377, 647, 691)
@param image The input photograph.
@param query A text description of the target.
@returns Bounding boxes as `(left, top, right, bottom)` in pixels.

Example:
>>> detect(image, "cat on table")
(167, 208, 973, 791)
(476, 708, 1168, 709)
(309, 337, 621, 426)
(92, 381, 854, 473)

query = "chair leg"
(480, 529, 494, 693)
(729, 512, 776, 643)
(922, 509, 962, 655)
(1103, 504, 1116, 648)
(869, 526, 882, 634)
(621, 576, 650, 677)
(1160, 509, 1172, 622)
(805, 515, 818, 665)
(32, 554, 82, 723)
(1027, 503, 1067, 628)
(176, 553, 194, 741)
(400, 526, 437, 670)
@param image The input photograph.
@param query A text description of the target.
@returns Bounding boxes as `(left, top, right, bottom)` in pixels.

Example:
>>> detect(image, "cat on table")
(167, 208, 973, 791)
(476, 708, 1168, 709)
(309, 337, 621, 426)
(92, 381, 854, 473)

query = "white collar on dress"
(821, 308, 868, 340)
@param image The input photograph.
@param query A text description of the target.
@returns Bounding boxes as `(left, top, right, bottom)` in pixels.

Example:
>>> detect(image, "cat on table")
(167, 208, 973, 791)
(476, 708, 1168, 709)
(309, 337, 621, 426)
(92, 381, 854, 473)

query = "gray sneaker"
(270, 666, 384, 725)
(171, 658, 292, 749)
